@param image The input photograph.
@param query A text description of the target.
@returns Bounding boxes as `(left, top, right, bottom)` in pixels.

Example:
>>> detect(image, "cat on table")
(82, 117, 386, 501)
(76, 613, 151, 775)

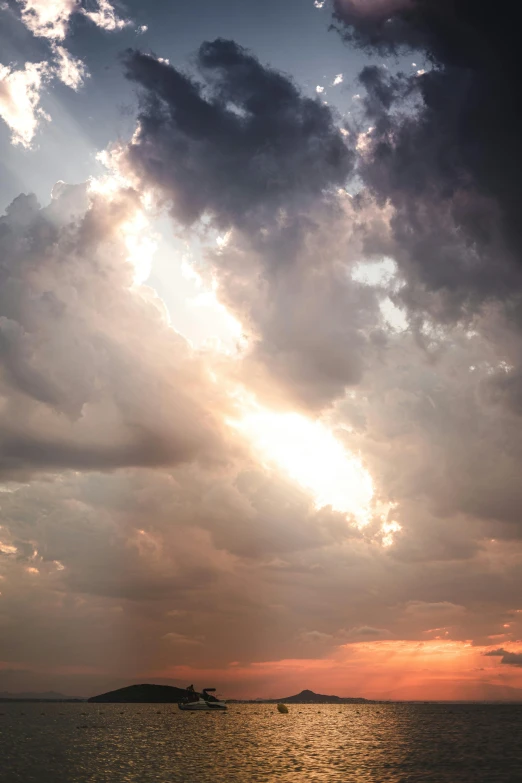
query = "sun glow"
(121, 209, 157, 285)
(88, 164, 157, 286)
(381, 520, 402, 547)
(231, 408, 373, 522)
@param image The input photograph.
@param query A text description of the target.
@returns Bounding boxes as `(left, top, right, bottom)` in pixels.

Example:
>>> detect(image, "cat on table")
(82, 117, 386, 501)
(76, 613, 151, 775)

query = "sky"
(0, 0, 522, 701)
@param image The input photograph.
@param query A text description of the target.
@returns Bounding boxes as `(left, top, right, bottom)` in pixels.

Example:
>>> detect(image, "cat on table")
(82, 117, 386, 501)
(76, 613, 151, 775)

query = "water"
(1, 702, 521, 782)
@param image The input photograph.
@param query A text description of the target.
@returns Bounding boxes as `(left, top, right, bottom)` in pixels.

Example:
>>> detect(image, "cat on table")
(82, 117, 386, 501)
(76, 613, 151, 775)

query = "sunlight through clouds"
(121, 210, 157, 286)
(381, 520, 402, 547)
(230, 407, 374, 523)
(88, 159, 158, 286)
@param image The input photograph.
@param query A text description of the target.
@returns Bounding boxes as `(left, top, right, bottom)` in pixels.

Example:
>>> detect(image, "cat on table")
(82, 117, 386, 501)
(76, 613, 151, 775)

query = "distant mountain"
(88, 684, 194, 703)
(0, 691, 79, 701)
(273, 690, 368, 704)
(231, 689, 373, 704)
(275, 689, 372, 704)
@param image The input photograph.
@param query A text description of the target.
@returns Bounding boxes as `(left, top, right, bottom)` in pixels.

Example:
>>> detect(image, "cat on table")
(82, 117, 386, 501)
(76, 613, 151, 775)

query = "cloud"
(0, 184, 231, 479)
(162, 632, 203, 646)
(484, 648, 522, 666)
(16, 0, 78, 40)
(82, 0, 129, 32)
(206, 196, 389, 409)
(0, 60, 50, 146)
(404, 602, 466, 616)
(331, 1, 522, 325)
(323, 1, 522, 559)
(4, 23, 522, 701)
(122, 40, 353, 232)
(344, 626, 393, 640)
(16, 0, 129, 40)
(0, 49, 86, 147)
(0, 0, 130, 144)
(50, 44, 88, 89)
(298, 630, 334, 643)
(115, 42, 396, 409)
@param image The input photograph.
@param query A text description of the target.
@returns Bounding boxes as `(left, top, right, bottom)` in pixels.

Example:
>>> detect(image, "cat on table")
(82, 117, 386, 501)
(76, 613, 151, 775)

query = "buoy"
(277, 703, 289, 714)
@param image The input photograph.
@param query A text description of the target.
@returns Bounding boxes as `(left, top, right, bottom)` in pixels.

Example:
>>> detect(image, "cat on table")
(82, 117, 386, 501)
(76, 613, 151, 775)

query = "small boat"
(178, 687, 227, 711)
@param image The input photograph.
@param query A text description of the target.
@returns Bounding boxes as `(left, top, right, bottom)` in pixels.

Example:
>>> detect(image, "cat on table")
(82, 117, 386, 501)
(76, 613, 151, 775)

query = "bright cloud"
(1, 0, 130, 144)
(51, 44, 88, 89)
(381, 520, 401, 547)
(0, 61, 50, 146)
(81, 0, 130, 32)
(0, 542, 18, 555)
(16, 0, 78, 40)
(16, 0, 129, 40)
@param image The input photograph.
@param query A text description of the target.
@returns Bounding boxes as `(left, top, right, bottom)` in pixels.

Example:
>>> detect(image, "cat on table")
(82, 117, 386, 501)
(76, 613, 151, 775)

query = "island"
(88, 684, 195, 703)
(232, 689, 374, 704)
(269, 689, 372, 704)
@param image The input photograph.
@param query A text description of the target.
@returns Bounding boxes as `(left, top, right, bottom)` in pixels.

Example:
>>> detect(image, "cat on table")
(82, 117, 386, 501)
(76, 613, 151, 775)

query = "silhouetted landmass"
(88, 684, 372, 704)
(230, 689, 375, 704)
(275, 689, 372, 704)
(88, 684, 193, 703)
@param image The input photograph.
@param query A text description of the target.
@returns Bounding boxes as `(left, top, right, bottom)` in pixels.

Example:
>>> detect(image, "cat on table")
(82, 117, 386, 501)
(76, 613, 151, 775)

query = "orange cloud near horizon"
(153, 640, 522, 702)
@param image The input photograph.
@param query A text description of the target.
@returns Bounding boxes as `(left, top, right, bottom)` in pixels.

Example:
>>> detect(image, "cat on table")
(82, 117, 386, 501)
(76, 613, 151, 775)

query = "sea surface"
(1, 702, 521, 782)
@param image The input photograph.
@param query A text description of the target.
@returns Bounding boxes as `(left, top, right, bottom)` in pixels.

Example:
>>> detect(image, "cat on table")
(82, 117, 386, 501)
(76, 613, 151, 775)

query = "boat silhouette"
(178, 687, 227, 711)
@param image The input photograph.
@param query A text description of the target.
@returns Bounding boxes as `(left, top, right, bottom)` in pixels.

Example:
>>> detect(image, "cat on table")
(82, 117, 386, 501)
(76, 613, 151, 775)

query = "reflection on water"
(1, 702, 521, 782)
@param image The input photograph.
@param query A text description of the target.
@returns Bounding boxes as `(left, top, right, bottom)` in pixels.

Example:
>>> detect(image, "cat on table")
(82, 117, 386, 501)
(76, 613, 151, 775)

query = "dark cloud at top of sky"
(122, 39, 354, 232)
(333, 0, 522, 324)
(117, 40, 396, 411)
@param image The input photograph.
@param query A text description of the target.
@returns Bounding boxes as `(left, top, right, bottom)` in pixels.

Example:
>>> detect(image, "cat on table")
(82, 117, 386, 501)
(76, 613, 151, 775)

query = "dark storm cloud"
(484, 649, 522, 666)
(333, 0, 522, 322)
(122, 39, 354, 231)
(117, 39, 391, 410)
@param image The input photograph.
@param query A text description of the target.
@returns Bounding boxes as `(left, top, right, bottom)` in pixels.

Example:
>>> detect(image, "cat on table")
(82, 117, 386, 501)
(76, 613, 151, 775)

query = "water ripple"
(1, 703, 521, 782)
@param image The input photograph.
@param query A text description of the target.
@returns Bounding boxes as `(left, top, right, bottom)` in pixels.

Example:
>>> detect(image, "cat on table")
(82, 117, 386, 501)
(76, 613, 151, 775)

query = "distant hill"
(277, 689, 371, 704)
(0, 691, 81, 702)
(88, 684, 194, 703)
(232, 689, 373, 704)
